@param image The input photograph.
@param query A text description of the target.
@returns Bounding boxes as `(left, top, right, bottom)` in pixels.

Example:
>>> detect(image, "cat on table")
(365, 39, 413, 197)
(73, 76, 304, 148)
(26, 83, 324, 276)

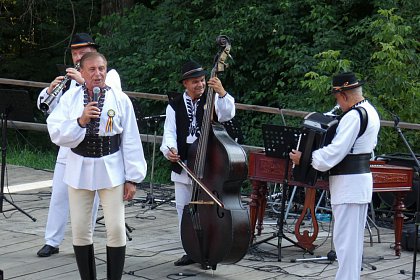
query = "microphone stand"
(393, 115, 420, 280)
(136, 115, 166, 209)
(146, 117, 159, 207)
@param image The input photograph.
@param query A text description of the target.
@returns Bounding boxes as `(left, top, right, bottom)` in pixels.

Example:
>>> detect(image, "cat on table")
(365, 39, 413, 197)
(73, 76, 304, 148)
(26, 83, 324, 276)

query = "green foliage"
(93, 0, 418, 169)
(0, 0, 102, 81)
(301, 50, 353, 110)
(369, 8, 419, 121)
(300, 5, 419, 153)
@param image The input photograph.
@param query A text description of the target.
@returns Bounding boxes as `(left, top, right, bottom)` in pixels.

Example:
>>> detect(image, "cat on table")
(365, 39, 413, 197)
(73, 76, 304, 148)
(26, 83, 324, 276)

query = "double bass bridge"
(189, 200, 215, 205)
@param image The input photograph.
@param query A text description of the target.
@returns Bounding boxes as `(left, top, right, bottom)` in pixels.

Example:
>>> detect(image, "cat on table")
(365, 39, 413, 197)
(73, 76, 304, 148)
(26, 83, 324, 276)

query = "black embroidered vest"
(169, 93, 206, 174)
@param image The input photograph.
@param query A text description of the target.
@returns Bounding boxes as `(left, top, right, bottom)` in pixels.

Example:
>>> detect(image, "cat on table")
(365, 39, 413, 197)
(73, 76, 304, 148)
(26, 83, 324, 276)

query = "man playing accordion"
(290, 72, 380, 280)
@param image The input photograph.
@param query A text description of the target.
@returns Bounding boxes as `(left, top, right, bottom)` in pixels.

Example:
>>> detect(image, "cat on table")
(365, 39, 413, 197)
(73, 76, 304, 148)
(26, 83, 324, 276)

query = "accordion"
(293, 112, 338, 186)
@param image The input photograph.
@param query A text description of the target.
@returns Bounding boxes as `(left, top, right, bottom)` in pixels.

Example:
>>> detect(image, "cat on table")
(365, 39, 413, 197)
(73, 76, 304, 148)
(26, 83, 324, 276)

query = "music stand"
(253, 124, 313, 261)
(221, 118, 244, 144)
(166, 91, 181, 102)
(0, 89, 36, 221)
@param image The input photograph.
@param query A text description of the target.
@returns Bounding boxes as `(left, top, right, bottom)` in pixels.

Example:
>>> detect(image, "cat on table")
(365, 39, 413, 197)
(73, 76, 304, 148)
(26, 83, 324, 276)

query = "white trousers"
(68, 184, 126, 247)
(332, 203, 368, 280)
(44, 162, 100, 247)
(174, 181, 193, 236)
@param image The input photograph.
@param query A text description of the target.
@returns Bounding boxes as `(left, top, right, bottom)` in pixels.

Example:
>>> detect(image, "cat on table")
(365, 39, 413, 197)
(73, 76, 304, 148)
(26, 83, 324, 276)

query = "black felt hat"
(179, 60, 207, 82)
(331, 72, 364, 94)
(70, 33, 100, 49)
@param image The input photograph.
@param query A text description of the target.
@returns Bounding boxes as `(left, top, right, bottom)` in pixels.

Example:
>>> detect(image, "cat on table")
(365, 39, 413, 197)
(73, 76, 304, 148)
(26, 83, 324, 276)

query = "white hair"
(347, 86, 363, 97)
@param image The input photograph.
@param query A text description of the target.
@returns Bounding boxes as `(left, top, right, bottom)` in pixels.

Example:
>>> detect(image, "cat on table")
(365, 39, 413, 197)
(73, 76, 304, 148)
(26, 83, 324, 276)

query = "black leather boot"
(73, 244, 97, 280)
(106, 246, 126, 280)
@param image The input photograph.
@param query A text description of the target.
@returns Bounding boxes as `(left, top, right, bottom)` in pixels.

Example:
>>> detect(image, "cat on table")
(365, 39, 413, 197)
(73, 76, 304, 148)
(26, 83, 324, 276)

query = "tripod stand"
(0, 89, 36, 221)
(96, 215, 133, 241)
(254, 125, 314, 261)
(253, 160, 314, 261)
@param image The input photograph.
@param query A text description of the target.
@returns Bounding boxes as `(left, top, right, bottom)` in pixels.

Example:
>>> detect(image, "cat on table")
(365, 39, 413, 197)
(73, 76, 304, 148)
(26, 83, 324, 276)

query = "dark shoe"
(37, 244, 59, 257)
(174, 255, 195, 266)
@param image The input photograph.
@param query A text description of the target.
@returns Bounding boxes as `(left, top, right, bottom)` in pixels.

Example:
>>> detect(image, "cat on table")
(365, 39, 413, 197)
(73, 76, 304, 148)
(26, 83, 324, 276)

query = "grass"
(6, 145, 56, 171)
(3, 129, 56, 171)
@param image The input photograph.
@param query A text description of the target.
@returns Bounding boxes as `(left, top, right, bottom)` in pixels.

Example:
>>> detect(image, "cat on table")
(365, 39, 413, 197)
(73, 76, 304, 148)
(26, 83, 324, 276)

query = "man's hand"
(207, 77, 226, 97)
(166, 147, 180, 163)
(123, 181, 137, 201)
(47, 76, 65, 94)
(66, 67, 85, 85)
(78, 102, 101, 127)
(289, 149, 302, 166)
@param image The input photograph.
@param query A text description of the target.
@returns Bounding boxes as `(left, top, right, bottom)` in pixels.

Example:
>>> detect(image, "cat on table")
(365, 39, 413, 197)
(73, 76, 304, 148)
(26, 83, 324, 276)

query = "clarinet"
(40, 63, 80, 112)
(324, 104, 340, 116)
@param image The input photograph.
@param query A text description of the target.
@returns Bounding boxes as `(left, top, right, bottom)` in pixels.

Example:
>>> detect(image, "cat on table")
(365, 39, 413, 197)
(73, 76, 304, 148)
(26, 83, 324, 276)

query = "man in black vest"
(160, 60, 236, 266)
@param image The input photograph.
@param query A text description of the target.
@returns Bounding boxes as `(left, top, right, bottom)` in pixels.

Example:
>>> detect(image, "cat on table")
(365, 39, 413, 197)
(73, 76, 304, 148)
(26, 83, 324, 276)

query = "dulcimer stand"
(253, 125, 314, 261)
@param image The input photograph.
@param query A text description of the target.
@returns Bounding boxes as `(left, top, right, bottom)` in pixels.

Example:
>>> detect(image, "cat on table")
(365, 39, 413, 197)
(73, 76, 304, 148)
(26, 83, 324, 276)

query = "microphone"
(92, 87, 101, 102)
(142, 114, 166, 120)
(391, 113, 400, 127)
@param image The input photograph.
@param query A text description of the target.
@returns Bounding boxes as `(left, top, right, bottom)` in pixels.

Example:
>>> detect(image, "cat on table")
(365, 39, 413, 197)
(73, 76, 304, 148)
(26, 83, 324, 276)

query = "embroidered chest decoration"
(82, 85, 111, 135)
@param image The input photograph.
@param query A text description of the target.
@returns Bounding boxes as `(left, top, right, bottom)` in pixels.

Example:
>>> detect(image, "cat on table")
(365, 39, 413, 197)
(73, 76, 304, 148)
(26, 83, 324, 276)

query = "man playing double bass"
(290, 72, 380, 280)
(160, 60, 236, 266)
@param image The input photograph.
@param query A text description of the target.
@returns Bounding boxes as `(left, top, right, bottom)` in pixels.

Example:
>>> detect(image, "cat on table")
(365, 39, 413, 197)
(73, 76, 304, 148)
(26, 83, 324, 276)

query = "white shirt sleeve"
(46, 88, 86, 148)
(37, 87, 63, 114)
(106, 69, 122, 92)
(312, 110, 361, 172)
(37, 88, 49, 110)
(215, 92, 235, 122)
(160, 105, 177, 158)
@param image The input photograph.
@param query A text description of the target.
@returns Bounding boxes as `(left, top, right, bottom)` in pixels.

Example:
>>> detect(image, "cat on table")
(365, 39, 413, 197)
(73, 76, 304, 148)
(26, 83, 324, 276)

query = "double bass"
(180, 36, 251, 270)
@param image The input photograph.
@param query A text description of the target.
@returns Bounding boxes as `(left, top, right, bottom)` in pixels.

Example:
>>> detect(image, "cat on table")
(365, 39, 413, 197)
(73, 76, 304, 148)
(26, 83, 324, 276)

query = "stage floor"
(0, 164, 417, 279)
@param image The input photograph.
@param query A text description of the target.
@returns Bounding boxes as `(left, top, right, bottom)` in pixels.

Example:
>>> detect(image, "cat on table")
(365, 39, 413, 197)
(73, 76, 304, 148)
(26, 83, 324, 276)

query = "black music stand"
(253, 124, 313, 261)
(166, 91, 181, 102)
(221, 118, 244, 144)
(0, 89, 36, 221)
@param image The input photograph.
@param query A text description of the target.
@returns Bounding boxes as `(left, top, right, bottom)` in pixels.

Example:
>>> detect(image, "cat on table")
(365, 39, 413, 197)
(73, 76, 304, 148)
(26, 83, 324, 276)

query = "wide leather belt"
(329, 153, 371, 175)
(71, 135, 120, 158)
